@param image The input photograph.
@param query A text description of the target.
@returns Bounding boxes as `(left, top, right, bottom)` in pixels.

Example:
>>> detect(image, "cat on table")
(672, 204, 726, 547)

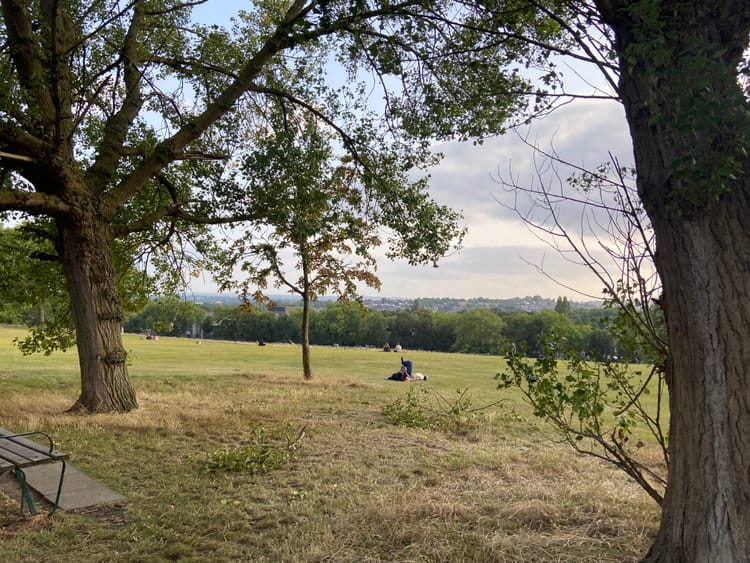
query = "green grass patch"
(0, 325, 660, 562)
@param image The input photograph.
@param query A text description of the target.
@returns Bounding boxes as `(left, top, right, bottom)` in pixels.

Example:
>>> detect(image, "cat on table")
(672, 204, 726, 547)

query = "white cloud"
(366, 97, 635, 300)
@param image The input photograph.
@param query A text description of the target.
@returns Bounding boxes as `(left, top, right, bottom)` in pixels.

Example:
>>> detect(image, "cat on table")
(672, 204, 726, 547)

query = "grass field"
(0, 325, 660, 562)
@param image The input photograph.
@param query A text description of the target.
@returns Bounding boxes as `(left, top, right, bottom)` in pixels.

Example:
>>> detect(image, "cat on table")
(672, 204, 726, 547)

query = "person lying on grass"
(386, 365, 427, 381)
(388, 365, 412, 381)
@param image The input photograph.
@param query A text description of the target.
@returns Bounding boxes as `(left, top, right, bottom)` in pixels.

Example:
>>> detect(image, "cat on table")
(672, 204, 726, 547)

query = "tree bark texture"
(645, 186, 750, 562)
(599, 1, 750, 560)
(0, 2, 139, 413)
(58, 212, 138, 413)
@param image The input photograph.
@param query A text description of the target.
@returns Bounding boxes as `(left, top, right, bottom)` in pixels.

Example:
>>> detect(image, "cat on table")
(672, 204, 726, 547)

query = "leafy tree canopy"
(0, 0, 574, 409)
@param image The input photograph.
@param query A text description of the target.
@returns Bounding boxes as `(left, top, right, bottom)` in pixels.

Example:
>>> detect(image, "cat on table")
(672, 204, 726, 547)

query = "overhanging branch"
(0, 189, 72, 215)
(0, 150, 34, 162)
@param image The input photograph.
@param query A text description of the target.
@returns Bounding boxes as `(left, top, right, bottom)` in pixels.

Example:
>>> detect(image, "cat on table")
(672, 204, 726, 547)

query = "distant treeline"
(122, 297, 653, 362)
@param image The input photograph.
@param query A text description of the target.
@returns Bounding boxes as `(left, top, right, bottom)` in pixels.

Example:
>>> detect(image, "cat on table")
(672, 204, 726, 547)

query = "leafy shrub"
(14, 320, 75, 356)
(201, 423, 305, 474)
(382, 387, 500, 434)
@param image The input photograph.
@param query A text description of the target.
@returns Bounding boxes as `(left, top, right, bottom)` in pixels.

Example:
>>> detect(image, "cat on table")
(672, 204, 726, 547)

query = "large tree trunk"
(58, 214, 138, 413)
(599, 1, 750, 559)
(642, 194, 750, 561)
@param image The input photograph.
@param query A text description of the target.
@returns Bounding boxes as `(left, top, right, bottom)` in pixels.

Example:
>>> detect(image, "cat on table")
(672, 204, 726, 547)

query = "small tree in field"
(220, 111, 461, 379)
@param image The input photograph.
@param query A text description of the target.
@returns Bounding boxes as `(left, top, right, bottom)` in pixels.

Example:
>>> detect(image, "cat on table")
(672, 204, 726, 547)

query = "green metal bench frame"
(0, 428, 67, 516)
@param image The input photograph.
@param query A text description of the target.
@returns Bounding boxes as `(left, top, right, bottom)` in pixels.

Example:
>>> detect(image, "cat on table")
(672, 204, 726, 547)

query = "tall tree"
(0, 1, 553, 412)
(482, 1, 750, 558)
(595, 2, 750, 559)
(221, 111, 456, 379)
(554, 296, 571, 316)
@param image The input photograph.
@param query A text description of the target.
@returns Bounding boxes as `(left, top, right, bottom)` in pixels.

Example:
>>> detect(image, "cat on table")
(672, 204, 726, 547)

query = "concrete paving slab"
(22, 462, 123, 511)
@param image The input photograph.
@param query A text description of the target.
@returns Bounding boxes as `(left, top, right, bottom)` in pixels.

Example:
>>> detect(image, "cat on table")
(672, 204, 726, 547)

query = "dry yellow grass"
(0, 326, 660, 561)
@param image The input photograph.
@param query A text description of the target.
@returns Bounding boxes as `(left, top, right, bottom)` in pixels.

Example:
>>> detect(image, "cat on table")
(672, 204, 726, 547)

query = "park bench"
(0, 428, 67, 516)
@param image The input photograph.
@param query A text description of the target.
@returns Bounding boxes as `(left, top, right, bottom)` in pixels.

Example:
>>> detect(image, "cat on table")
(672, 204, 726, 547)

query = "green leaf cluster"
(382, 386, 500, 435)
(620, 0, 750, 214)
(201, 423, 305, 474)
(498, 333, 667, 504)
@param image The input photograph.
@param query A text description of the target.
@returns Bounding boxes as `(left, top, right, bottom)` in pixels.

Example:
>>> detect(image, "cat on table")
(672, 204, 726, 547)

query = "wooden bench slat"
(0, 442, 50, 465)
(0, 427, 68, 475)
(0, 446, 38, 467)
(1, 445, 68, 461)
(0, 428, 67, 460)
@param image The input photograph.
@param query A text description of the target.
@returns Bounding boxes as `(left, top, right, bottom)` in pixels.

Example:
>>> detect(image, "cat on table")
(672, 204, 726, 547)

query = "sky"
(188, 4, 637, 302)
(368, 99, 634, 301)
(190, 97, 634, 302)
